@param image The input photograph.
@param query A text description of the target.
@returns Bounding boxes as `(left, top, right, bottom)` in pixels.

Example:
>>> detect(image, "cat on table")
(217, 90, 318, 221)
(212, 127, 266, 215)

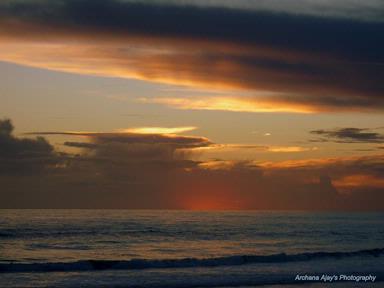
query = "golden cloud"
(119, 126, 197, 135)
(139, 97, 315, 113)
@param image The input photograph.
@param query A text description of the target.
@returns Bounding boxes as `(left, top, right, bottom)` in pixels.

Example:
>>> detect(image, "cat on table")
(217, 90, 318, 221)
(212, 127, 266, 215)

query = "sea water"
(0, 210, 383, 287)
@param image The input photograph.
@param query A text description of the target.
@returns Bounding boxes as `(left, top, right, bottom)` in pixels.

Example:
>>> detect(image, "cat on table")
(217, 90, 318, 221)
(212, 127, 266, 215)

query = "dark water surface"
(0, 210, 383, 287)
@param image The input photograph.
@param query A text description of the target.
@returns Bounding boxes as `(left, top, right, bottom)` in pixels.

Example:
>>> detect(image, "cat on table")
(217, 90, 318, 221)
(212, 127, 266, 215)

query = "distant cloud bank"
(1, 119, 384, 210)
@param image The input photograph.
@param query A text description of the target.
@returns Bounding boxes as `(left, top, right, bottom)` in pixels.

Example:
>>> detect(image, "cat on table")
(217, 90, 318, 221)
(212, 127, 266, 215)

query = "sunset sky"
(1, 0, 384, 210)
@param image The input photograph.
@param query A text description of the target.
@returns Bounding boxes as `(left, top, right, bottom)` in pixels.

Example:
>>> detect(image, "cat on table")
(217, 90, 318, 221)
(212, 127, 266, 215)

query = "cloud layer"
(1, 119, 384, 210)
(0, 0, 383, 112)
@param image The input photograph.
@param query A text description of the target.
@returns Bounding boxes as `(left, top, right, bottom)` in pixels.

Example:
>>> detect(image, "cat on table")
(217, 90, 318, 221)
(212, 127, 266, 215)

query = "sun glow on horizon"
(180, 195, 243, 211)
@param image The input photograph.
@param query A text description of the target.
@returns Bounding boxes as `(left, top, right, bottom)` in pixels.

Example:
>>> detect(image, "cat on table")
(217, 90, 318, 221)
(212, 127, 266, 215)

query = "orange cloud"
(267, 146, 318, 153)
(139, 97, 315, 113)
(260, 154, 384, 169)
(334, 174, 384, 190)
(119, 126, 197, 135)
(185, 144, 317, 158)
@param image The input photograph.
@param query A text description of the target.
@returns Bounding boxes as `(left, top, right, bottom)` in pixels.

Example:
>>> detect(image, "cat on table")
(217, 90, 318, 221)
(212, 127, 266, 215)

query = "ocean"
(0, 210, 383, 287)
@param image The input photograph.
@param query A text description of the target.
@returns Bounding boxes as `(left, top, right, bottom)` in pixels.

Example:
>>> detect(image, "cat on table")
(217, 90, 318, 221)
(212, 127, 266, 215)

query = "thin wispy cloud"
(27, 131, 212, 149)
(140, 97, 315, 113)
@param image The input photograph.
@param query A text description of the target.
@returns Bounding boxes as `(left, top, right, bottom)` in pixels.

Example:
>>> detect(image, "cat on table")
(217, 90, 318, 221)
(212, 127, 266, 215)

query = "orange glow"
(260, 154, 384, 169)
(176, 180, 244, 210)
(334, 174, 384, 189)
(182, 196, 237, 211)
(260, 157, 344, 169)
(198, 160, 238, 170)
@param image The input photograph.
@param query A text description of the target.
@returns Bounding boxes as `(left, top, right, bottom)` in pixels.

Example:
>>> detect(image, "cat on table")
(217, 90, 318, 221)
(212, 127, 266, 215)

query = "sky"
(0, 0, 384, 210)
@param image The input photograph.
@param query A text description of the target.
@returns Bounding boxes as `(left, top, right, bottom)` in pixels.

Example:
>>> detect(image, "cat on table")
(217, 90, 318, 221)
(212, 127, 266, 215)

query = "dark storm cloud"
(310, 127, 384, 143)
(0, 0, 383, 111)
(0, 119, 58, 174)
(0, 0, 382, 61)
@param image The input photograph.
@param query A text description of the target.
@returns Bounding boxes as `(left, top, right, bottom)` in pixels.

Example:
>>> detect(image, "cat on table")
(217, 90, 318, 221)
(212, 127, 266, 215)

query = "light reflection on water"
(1, 210, 383, 263)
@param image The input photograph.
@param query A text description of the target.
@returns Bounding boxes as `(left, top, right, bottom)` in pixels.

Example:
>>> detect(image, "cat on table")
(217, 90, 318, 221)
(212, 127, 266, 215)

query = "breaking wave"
(1, 248, 383, 273)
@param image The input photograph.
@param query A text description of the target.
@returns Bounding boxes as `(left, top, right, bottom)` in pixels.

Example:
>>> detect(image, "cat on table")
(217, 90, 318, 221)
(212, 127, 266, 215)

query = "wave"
(0, 227, 191, 239)
(0, 227, 320, 239)
(1, 248, 383, 273)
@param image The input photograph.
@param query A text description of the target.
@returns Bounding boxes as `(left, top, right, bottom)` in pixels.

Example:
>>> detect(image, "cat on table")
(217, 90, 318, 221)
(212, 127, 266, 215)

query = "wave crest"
(1, 248, 383, 273)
